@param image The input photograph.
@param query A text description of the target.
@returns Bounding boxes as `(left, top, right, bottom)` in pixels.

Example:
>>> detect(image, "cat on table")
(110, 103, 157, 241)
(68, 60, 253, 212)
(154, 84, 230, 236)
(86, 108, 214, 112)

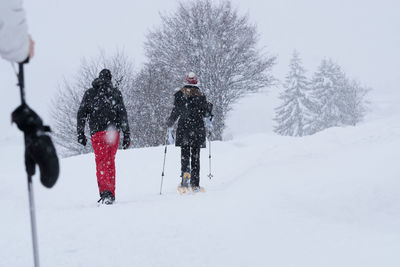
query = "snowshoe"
(177, 185, 189, 195)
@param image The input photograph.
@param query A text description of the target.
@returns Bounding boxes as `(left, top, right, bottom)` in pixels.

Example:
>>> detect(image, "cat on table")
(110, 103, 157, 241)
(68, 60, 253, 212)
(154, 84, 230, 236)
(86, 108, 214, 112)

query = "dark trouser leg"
(180, 145, 191, 187)
(181, 145, 191, 175)
(190, 147, 200, 187)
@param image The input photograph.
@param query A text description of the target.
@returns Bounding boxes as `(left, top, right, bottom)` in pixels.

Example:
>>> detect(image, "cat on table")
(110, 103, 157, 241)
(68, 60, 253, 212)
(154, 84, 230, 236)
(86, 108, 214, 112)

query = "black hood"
(92, 78, 113, 91)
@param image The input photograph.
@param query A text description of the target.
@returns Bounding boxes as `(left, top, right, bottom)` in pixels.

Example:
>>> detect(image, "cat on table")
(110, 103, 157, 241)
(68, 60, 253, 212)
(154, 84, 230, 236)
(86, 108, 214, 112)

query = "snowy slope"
(1, 89, 400, 266)
(1, 0, 399, 265)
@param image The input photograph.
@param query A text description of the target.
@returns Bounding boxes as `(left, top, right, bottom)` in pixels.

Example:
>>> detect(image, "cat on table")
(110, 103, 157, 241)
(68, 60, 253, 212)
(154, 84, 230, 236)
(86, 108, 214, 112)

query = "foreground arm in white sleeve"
(0, 0, 32, 63)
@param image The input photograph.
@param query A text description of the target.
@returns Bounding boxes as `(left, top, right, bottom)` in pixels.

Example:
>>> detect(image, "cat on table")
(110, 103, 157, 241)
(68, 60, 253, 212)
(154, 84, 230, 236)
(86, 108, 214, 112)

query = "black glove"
(122, 133, 131, 149)
(25, 134, 59, 188)
(206, 102, 213, 117)
(12, 104, 59, 188)
(11, 103, 48, 134)
(78, 133, 87, 146)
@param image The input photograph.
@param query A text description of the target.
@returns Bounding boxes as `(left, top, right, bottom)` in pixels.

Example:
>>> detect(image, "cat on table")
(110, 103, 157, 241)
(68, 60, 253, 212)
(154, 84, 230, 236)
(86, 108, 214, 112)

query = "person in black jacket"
(77, 69, 131, 204)
(167, 72, 213, 192)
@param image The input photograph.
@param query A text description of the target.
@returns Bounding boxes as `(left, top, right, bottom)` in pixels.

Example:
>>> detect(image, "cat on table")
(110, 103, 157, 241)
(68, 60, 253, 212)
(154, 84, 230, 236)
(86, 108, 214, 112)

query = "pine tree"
(274, 51, 315, 137)
(308, 59, 347, 132)
(309, 59, 369, 133)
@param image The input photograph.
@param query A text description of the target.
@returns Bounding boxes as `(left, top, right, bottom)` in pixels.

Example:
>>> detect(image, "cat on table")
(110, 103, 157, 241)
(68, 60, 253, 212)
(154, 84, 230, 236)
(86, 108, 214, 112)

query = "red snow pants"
(91, 131, 120, 196)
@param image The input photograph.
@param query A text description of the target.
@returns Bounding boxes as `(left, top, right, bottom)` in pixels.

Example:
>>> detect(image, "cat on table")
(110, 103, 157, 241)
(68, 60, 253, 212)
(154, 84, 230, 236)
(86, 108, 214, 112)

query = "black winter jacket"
(77, 79, 130, 137)
(167, 85, 212, 148)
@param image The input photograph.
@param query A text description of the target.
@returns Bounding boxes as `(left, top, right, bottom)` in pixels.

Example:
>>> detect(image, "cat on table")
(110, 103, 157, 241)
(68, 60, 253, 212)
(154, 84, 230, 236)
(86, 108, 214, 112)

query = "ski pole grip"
(18, 63, 26, 104)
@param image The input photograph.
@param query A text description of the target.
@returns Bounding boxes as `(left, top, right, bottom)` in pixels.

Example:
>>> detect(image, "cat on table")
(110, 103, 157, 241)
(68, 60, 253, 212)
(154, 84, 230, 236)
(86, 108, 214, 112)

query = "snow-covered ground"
(1, 1, 399, 266)
(1, 87, 399, 266)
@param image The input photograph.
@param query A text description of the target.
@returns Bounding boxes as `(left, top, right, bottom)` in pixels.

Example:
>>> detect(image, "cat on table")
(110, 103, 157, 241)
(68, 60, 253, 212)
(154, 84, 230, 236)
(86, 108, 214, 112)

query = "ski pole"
(207, 132, 213, 179)
(27, 172, 40, 267)
(159, 132, 169, 195)
(17, 63, 40, 267)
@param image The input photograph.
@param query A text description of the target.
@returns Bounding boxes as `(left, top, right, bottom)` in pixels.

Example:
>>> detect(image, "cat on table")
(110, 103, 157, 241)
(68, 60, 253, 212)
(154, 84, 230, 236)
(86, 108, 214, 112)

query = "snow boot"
(190, 177, 204, 193)
(98, 190, 115, 205)
(191, 185, 200, 192)
(177, 172, 191, 194)
(181, 172, 190, 187)
(190, 185, 205, 193)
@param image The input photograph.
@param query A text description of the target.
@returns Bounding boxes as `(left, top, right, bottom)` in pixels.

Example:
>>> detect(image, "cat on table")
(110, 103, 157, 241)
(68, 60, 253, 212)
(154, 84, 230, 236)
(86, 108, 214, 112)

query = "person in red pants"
(77, 69, 131, 204)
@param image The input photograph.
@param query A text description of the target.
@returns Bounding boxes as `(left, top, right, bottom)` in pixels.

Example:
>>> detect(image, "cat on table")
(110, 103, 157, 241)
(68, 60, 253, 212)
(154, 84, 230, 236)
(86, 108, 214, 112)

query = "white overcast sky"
(1, 0, 399, 136)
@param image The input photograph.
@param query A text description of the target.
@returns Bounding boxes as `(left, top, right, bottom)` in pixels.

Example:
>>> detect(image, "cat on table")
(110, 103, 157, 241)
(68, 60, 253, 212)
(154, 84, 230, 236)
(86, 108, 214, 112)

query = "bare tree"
(129, 63, 175, 147)
(51, 51, 135, 157)
(145, 0, 276, 139)
(341, 79, 370, 126)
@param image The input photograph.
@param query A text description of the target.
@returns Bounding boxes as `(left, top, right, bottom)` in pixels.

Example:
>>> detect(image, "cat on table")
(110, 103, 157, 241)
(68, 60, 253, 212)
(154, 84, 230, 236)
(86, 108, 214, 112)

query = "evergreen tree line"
(274, 51, 370, 137)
